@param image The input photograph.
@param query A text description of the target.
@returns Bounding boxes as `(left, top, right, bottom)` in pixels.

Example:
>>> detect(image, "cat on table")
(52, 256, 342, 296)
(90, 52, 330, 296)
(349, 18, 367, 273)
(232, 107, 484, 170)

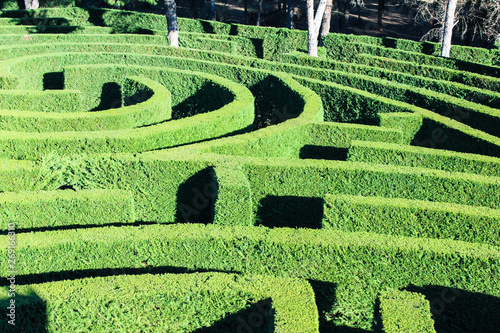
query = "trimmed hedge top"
(0, 7, 499, 332)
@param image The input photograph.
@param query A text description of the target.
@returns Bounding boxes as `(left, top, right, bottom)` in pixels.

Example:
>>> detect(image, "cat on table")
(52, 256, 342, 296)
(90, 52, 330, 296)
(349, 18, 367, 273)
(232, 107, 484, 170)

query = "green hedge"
(0, 7, 308, 60)
(324, 33, 499, 66)
(323, 194, 500, 246)
(240, 157, 500, 215)
(2, 34, 496, 150)
(3, 6, 497, 65)
(0, 76, 172, 132)
(0, 89, 82, 113)
(379, 289, 436, 333)
(347, 140, 500, 177)
(0, 64, 254, 159)
(283, 52, 500, 109)
(0, 189, 135, 230)
(378, 113, 423, 144)
(325, 38, 500, 77)
(0, 273, 319, 332)
(23, 152, 500, 228)
(0, 159, 36, 192)
(180, 32, 258, 57)
(355, 54, 500, 92)
(286, 65, 500, 138)
(2, 223, 498, 329)
(305, 122, 405, 147)
(213, 165, 253, 226)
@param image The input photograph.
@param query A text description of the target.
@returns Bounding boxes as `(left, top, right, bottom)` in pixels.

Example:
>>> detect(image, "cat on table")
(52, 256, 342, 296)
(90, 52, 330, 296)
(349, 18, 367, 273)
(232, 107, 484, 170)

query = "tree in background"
(319, 0, 332, 45)
(441, 0, 457, 57)
(286, 0, 295, 28)
(377, 0, 384, 31)
(165, 0, 179, 46)
(256, 0, 263, 25)
(210, 0, 216, 20)
(413, 0, 500, 49)
(24, 0, 39, 9)
(337, 0, 350, 33)
(307, 0, 327, 56)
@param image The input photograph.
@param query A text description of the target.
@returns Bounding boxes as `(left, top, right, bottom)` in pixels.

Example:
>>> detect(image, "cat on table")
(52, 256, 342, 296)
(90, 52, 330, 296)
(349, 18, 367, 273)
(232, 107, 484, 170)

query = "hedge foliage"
(0, 76, 172, 132)
(0, 189, 135, 230)
(1, 224, 498, 316)
(379, 289, 436, 333)
(0, 63, 254, 159)
(0, 7, 499, 331)
(323, 194, 500, 246)
(0, 273, 318, 332)
(347, 140, 500, 177)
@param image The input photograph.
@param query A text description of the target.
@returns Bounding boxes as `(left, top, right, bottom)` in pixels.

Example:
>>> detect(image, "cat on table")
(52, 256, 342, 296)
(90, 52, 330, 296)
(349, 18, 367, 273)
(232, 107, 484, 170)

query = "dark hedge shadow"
(90, 82, 122, 111)
(193, 298, 275, 333)
(200, 20, 215, 34)
(405, 285, 500, 333)
(176, 167, 218, 224)
(411, 118, 500, 158)
(382, 37, 397, 49)
(256, 196, 324, 229)
(310, 280, 338, 333)
(0, 221, 157, 235)
(172, 82, 233, 120)
(250, 76, 304, 130)
(2, 266, 237, 287)
(300, 146, 349, 161)
(0, 290, 47, 332)
(43, 72, 64, 90)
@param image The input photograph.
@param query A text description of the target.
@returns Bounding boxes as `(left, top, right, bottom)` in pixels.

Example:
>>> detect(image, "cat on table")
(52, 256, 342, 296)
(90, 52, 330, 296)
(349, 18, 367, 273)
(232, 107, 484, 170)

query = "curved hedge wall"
(0, 7, 499, 333)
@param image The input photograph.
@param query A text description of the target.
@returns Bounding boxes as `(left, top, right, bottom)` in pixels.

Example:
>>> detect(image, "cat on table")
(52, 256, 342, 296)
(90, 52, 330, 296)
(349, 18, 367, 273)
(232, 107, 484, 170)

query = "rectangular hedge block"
(0, 189, 135, 230)
(306, 122, 404, 147)
(213, 165, 253, 226)
(322, 194, 500, 246)
(347, 140, 500, 178)
(379, 289, 436, 333)
(378, 112, 423, 144)
(0, 273, 319, 332)
(0, 90, 83, 113)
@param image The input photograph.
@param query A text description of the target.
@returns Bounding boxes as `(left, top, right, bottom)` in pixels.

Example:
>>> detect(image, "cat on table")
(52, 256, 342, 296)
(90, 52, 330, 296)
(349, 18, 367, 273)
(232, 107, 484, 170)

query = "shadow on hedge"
(256, 196, 324, 229)
(193, 298, 275, 333)
(405, 285, 500, 333)
(0, 290, 48, 332)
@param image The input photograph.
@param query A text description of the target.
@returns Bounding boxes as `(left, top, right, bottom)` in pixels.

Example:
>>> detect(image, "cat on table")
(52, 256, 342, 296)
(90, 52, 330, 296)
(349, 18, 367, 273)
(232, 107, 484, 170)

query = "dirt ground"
(174, 0, 427, 42)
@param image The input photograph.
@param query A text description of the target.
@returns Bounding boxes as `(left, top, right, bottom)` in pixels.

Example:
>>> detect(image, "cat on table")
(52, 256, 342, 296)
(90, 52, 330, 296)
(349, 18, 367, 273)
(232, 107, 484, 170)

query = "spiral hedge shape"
(0, 7, 499, 332)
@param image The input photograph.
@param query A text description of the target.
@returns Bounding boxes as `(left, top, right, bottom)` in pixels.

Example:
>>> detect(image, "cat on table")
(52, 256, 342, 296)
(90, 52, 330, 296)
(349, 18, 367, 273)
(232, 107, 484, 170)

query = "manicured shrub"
(0, 76, 172, 132)
(0, 7, 499, 331)
(347, 140, 500, 177)
(0, 189, 135, 230)
(323, 194, 500, 246)
(0, 273, 318, 332)
(379, 289, 436, 333)
(1, 223, 498, 331)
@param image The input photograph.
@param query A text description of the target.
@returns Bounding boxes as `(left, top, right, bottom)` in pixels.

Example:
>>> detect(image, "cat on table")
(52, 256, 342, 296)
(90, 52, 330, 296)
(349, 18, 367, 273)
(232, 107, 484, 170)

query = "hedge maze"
(0, 7, 499, 332)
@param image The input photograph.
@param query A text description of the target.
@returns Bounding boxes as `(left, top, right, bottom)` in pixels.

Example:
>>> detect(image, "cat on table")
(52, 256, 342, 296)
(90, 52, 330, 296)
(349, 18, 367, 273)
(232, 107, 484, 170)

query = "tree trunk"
(244, 0, 249, 24)
(287, 0, 294, 29)
(24, 0, 39, 10)
(441, 0, 457, 57)
(356, 0, 362, 25)
(256, 0, 263, 26)
(319, 0, 332, 46)
(377, 0, 384, 31)
(166, 0, 179, 47)
(190, 0, 198, 19)
(210, 0, 216, 21)
(308, 0, 327, 57)
(338, 0, 349, 33)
